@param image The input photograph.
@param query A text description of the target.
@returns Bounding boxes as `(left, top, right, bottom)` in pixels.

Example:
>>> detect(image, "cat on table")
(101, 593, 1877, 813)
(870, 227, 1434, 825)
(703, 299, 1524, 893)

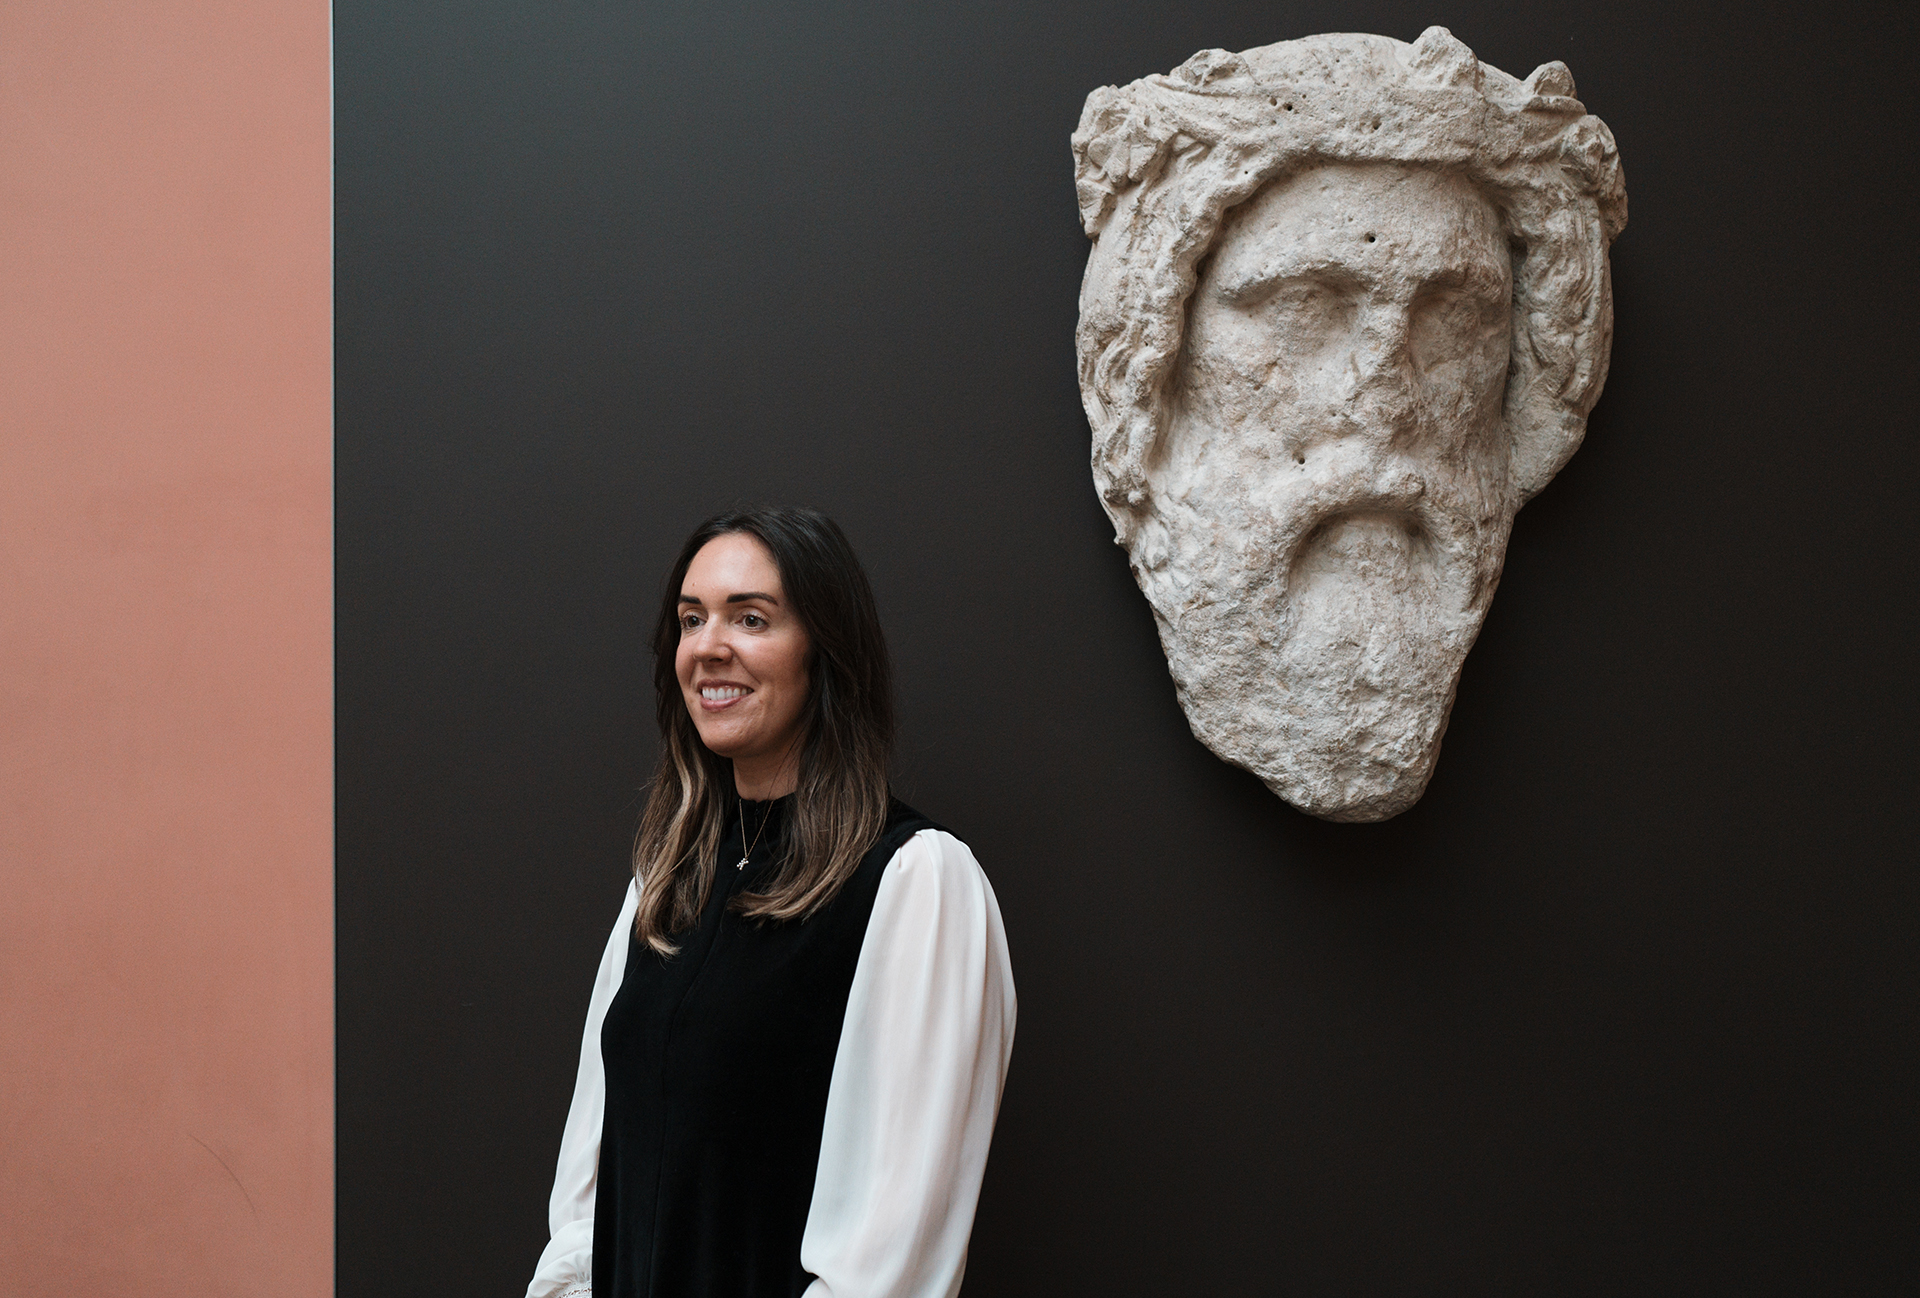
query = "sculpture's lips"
(1295, 509, 1435, 579)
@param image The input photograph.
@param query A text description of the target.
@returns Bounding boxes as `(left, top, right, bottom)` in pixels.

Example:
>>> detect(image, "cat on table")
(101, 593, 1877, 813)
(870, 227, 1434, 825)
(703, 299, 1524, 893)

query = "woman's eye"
(680, 614, 701, 632)
(740, 612, 767, 629)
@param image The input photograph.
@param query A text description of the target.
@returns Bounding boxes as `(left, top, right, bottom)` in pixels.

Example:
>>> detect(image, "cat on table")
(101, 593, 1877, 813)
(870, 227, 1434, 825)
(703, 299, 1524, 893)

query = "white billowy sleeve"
(526, 880, 637, 1298)
(800, 829, 1017, 1298)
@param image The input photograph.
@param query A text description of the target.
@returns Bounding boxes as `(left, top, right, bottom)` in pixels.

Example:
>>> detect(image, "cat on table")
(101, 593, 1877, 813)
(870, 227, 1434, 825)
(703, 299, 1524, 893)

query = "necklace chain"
(736, 797, 775, 871)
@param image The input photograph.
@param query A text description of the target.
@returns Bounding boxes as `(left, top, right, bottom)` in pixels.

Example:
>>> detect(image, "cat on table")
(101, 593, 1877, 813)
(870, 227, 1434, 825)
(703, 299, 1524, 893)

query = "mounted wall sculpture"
(1072, 28, 1627, 821)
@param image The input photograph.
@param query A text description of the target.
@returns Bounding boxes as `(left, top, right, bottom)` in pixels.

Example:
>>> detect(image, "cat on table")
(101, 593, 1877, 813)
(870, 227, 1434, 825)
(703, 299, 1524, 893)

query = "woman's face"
(674, 533, 812, 791)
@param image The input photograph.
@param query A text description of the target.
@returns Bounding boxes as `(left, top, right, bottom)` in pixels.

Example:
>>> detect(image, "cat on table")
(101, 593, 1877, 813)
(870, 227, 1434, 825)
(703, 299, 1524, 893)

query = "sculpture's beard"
(1135, 423, 1512, 821)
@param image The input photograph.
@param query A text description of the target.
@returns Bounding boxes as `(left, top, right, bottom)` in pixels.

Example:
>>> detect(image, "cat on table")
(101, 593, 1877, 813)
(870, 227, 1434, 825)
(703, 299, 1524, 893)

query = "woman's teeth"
(702, 686, 750, 701)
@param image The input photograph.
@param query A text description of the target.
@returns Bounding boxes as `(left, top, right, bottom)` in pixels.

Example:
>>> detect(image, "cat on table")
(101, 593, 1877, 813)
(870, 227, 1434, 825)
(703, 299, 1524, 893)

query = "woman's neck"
(732, 747, 800, 800)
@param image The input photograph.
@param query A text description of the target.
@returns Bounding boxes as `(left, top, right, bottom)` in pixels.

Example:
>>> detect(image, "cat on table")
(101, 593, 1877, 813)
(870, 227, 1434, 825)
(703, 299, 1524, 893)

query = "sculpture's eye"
(1261, 280, 1360, 350)
(1408, 285, 1506, 375)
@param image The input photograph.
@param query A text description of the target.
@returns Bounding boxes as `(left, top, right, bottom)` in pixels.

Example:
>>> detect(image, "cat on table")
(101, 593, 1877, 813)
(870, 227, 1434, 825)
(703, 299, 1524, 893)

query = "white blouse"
(526, 829, 1017, 1298)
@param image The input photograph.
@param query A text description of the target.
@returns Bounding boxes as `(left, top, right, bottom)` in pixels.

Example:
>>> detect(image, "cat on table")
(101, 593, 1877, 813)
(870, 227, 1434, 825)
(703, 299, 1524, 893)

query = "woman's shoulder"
(875, 801, 991, 891)
(877, 799, 972, 862)
(880, 796, 942, 836)
(865, 810, 1011, 982)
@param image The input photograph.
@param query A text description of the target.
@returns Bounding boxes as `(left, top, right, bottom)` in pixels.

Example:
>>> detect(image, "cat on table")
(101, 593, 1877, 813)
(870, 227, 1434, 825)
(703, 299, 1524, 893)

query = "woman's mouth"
(699, 684, 752, 709)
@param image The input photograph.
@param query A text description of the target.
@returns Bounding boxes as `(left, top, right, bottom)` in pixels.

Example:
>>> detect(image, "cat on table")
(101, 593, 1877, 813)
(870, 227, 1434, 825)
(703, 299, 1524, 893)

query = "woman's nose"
(688, 622, 732, 659)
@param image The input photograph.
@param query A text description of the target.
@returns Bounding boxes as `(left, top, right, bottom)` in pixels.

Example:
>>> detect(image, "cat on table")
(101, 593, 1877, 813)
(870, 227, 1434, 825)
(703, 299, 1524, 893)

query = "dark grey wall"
(335, 2, 1918, 1293)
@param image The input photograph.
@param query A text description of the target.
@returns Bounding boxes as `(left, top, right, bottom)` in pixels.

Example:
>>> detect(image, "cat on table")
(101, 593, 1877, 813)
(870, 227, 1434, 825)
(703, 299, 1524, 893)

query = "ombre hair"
(631, 507, 894, 955)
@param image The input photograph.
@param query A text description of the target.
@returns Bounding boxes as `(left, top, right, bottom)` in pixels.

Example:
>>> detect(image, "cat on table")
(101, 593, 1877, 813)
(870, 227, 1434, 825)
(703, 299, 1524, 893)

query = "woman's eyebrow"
(678, 590, 781, 604)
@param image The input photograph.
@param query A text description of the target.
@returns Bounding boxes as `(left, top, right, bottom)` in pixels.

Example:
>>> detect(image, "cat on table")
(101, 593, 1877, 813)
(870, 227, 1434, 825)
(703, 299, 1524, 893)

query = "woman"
(527, 507, 1016, 1298)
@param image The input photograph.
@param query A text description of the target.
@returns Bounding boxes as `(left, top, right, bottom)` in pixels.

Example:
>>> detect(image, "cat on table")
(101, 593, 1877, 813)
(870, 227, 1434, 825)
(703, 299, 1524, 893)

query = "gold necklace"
(736, 797, 775, 871)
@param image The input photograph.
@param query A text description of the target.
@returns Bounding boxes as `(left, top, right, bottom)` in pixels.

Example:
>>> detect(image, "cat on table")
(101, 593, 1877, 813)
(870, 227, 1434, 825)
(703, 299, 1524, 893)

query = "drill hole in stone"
(1364, 233, 1376, 243)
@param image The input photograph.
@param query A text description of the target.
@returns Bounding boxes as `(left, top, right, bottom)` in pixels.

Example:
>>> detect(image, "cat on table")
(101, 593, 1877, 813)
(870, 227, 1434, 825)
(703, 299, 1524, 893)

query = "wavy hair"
(631, 507, 894, 955)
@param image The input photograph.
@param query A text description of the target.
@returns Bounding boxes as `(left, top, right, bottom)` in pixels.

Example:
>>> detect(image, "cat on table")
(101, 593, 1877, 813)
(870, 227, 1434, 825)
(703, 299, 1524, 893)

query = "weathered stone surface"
(1072, 28, 1626, 821)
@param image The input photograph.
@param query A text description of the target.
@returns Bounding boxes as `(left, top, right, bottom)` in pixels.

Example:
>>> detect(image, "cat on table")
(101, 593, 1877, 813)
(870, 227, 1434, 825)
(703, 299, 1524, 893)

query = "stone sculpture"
(1072, 27, 1626, 821)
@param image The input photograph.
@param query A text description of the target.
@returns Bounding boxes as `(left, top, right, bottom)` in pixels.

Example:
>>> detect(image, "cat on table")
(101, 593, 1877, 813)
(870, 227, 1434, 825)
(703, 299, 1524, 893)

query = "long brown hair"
(631, 507, 895, 955)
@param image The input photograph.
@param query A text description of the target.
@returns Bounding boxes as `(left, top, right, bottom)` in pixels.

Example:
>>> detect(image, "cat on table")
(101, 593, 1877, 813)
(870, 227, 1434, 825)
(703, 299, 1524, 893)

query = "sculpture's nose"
(1342, 303, 1418, 441)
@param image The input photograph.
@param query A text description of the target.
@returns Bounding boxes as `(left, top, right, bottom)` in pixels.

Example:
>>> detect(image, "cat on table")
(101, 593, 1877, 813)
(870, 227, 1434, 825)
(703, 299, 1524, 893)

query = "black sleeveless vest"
(593, 797, 939, 1298)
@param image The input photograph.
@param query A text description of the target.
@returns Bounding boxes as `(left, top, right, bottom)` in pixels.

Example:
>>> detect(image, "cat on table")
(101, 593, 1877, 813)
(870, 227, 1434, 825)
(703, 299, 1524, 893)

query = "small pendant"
(736, 857, 749, 871)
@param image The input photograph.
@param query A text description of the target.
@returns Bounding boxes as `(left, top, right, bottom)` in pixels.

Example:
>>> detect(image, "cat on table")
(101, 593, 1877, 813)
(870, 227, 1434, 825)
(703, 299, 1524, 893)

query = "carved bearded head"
(1073, 28, 1627, 821)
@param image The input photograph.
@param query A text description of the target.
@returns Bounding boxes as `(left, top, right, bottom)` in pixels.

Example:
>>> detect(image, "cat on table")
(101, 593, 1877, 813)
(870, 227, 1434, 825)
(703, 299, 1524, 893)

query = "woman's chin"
(694, 721, 763, 762)
(697, 734, 748, 761)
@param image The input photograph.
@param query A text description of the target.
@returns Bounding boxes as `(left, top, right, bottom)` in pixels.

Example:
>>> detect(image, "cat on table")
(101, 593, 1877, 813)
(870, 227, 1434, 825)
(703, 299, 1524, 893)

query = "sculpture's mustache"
(1260, 456, 1485, 591)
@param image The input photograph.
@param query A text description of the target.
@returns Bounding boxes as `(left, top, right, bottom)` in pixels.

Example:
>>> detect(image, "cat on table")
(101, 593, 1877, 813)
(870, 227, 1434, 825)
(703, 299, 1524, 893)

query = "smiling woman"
(528, 507, 1016, 1298)
(642, 511, 898, 940)
(674, 533, 815, 803)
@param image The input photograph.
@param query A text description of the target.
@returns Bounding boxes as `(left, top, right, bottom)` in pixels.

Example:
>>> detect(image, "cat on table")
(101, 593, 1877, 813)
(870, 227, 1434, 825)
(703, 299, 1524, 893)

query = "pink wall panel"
(0, 3, 333, 1294)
